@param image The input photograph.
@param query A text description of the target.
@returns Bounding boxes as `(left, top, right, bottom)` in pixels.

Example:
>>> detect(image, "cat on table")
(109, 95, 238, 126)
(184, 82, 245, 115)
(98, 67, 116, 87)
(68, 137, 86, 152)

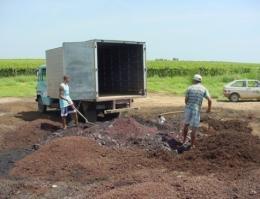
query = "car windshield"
(231, 81, 246, 87)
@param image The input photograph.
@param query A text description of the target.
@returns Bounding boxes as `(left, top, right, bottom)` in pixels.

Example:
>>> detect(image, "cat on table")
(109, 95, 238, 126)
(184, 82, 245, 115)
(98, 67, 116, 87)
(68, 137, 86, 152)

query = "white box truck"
(36, 39, 147, 121)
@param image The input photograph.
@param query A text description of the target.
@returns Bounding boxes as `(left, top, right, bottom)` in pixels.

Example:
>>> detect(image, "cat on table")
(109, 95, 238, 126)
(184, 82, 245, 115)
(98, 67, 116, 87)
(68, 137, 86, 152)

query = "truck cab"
(36, 65, 59, 112)
(36, 65, 48, 112)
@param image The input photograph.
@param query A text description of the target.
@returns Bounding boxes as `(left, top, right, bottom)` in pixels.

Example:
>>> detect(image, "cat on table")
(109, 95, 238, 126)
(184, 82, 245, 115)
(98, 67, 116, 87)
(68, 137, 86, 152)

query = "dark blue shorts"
(60, 106, 76, 117)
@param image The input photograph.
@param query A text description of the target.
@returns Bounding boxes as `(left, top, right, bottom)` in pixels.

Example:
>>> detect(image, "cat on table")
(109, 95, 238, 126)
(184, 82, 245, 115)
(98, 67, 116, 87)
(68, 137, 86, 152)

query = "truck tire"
(38, 97, 47, 113)
(104, 112, 120, 120)
(229, 93, 239, 102)
(80, 102, 97, 122)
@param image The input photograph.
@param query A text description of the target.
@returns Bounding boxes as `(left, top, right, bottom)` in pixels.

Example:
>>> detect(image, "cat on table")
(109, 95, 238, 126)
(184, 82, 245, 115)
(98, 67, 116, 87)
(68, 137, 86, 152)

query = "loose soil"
(10, 136, 163, 183)
(0, 119, 61, 151)
(0, 95, 260, 198)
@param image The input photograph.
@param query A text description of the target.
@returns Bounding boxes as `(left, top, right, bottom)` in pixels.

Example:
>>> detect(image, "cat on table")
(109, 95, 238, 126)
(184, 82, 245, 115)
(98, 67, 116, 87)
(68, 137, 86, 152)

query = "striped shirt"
(185, 83, 210, 111)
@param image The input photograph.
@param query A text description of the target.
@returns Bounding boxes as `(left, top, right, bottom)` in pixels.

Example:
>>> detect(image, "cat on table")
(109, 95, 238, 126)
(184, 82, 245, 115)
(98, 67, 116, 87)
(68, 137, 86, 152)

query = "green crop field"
(147, 60, 260, 77)
(0, 59, 259, 98)
(0, 59, 44, 77)
(147, 60, 260, 98)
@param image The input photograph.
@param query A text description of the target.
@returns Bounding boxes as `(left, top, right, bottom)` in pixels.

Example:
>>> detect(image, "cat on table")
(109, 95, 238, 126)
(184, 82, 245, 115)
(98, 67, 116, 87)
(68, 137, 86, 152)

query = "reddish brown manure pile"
(1, 116, 259, 198)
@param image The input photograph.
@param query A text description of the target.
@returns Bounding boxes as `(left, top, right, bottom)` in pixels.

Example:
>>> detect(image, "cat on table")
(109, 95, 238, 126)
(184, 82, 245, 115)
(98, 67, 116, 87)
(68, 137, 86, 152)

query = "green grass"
(148, 76, 224, 98)
(0, 75, 36, 97)
(0, 75, 225, 98)
(148, 71, 260, 99)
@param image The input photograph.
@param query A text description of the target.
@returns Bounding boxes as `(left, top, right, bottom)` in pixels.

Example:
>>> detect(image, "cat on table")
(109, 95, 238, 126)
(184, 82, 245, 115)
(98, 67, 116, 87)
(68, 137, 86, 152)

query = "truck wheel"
(110, 112, 120, 118)
(104, 112, 120, 120)
(80, 102, 97, 122)
(38, 97, 47, 113)
(229, 93, 239, 102)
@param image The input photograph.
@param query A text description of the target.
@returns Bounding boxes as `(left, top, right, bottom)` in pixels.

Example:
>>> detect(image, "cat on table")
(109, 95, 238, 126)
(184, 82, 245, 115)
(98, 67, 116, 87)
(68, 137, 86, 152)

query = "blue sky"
(0, 0, 259, 62)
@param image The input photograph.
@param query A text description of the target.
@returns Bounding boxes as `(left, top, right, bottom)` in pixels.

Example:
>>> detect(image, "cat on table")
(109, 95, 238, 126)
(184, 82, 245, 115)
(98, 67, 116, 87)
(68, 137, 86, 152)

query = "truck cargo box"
(46, 40, 146, 101)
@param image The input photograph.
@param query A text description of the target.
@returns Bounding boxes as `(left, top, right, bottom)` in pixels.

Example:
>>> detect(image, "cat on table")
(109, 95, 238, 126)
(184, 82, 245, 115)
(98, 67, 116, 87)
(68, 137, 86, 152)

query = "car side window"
(231, 81, 245, 87)
(248, 81, 258, 87)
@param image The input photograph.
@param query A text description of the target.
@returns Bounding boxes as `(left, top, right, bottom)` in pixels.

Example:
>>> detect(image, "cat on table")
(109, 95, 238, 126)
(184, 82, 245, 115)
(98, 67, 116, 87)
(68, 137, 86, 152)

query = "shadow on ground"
(217, 99, 260, 103)
(15, 110, 60, 122)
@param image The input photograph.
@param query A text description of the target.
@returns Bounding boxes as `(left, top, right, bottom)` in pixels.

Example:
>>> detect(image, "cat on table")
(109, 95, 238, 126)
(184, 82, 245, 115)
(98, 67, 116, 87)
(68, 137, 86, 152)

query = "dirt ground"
(0, 94, 260, 199)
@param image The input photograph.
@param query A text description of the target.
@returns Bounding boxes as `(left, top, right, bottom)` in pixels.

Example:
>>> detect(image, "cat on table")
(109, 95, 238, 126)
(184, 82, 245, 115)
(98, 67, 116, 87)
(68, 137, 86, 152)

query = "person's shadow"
(217, 99, 260, 103)
(15, 109, 60, 122)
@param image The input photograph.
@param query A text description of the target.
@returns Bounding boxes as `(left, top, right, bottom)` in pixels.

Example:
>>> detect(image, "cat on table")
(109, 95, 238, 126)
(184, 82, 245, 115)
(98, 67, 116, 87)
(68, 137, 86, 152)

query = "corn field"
(0, 59, 260, 79)
(147, 60, 260, 78)
(0, 59, 44, 77)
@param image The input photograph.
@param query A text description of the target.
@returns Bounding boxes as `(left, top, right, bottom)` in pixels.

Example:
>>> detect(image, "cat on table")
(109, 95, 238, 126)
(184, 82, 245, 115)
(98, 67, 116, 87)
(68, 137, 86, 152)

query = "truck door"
(63, 42, 96, 100)
(37, 68, 46, 94)
(37, 68, 50, 105)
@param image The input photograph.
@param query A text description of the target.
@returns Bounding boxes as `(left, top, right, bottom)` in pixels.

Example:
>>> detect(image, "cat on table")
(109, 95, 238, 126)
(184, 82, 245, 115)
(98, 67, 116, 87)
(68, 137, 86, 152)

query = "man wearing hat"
(182, 74, 212, 148)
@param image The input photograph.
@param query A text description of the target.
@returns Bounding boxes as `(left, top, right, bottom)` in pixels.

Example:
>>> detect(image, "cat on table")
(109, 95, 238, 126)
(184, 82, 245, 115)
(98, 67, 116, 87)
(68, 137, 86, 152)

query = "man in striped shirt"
(182, 74, 212, 148)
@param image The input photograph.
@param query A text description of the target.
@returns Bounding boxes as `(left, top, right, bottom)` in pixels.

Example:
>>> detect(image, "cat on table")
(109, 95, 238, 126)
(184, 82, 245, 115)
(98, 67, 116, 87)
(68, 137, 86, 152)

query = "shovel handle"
(159, 109, 214, 117)
(159, 111, 184, 117)
(68, 102, 96, 126)
(73, 106, 96, 126)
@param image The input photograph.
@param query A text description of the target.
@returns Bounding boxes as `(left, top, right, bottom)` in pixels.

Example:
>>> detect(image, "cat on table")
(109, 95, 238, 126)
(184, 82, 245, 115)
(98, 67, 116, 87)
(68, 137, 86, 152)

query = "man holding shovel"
(182, 74, 212, 148)
(59, 75, 78, 129)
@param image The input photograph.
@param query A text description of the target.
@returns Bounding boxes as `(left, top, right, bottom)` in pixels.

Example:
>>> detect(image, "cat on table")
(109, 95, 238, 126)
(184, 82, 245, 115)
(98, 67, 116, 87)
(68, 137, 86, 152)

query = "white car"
(224, 79, 260, 102)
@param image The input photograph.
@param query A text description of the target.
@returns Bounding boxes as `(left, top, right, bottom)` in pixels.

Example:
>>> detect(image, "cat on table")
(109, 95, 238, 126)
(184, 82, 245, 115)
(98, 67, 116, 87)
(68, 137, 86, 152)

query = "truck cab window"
(42, 69, 46, 81)
(38, 69, 46, 81)
(37, 70, 40, 81)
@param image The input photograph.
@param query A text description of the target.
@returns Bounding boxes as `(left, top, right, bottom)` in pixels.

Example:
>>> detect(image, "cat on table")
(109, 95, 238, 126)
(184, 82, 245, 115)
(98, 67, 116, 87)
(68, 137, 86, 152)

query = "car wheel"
(229, 93, 239, 102)
(38, 97, 47, 113)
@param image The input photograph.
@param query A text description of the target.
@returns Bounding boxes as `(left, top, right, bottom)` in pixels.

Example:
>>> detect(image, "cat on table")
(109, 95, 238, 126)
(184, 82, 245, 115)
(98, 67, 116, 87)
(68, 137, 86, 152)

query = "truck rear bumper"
(104, 107, 139, 114)
(96, 95, 145, 102)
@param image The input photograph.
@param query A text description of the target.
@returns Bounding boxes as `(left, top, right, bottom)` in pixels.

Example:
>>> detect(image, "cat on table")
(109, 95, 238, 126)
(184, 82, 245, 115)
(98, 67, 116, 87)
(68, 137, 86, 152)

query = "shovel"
(158, 111, 184, 124)
(69, 103, 96, 126)
(158, 110, 212, 124)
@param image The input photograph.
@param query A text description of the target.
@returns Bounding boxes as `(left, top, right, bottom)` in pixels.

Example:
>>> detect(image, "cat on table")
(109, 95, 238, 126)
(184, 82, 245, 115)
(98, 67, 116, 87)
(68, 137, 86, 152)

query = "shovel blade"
(158, 115, 166, 124)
